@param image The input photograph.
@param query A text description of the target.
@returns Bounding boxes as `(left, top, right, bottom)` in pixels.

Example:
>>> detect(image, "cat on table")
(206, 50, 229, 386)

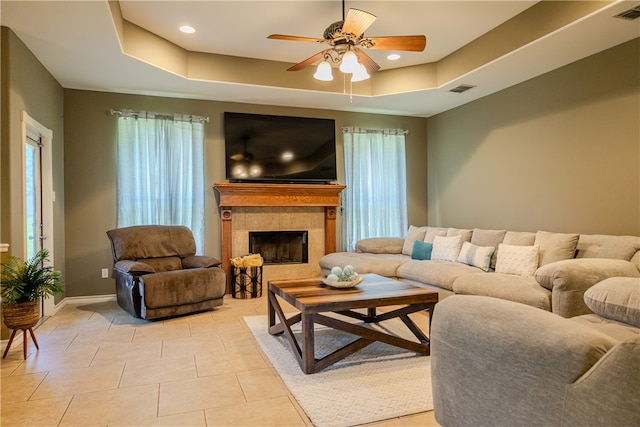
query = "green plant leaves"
(1, 248, 64, 305)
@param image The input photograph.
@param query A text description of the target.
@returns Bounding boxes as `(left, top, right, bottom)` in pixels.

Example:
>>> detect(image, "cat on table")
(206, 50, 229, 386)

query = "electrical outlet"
(101, 268, 109, 279)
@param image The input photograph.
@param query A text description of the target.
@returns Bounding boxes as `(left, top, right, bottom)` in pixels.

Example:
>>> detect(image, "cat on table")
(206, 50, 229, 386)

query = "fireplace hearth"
(249, 231, 309, 265)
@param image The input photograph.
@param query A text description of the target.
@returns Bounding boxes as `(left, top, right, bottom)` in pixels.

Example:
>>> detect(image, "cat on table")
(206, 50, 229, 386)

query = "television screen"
(224, 112, 337, 183)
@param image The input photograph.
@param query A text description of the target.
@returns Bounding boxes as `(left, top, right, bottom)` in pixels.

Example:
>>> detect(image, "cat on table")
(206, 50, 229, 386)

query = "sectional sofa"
(319, 227, 640, 317)
(430, 277, 640, 426)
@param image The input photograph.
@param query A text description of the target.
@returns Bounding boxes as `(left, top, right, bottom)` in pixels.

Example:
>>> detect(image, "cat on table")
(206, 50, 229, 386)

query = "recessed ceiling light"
(179, 25, 195, 34)
(387, 54, 401, 61)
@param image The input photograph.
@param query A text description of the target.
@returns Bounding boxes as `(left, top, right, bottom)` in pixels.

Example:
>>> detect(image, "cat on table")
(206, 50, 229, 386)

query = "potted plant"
(1, 248, 64, 331)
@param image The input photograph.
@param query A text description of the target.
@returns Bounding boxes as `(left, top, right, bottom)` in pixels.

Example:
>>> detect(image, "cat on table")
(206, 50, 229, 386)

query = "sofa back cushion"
(576, 234, 640, 262)
(402, 225, 428, 255)
(107, 225, 196, 262)
(356, 237, 404, 254)
(503, 231, 536, 246)
(447, 228, 473, 242)
(583, 277, 640, 328)
(534, 231, 579, 266)
(424, 227, 448, 243)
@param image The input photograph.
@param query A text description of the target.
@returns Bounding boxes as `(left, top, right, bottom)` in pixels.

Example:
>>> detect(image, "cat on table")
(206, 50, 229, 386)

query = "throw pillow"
(432, 235, 463, 262)
(424, 227, 448, 243)
(402, 225, 428, 256)
(534, 231, 579, 266)
(584, 277, 640, 328)
(411, 240, 433, 260)
(456, 241, 496, 272)
(471, 228, 507, 270)
(495, 244, 540, 277)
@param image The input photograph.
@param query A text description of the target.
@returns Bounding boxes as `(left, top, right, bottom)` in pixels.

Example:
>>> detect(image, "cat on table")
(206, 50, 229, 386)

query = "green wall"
(62, 91, 429, 298)
(1, 27, 65, 338)
(427, 38, 640, 235)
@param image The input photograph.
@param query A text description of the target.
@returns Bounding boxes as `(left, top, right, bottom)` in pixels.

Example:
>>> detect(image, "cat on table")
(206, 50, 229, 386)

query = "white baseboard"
(50, 294, 117, 315)
(1, 294, 117, 347)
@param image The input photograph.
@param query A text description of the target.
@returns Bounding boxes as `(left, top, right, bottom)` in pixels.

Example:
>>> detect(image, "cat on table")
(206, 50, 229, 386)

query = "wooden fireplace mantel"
(214, 182, 346, 207)
(213, 183, 346, 293)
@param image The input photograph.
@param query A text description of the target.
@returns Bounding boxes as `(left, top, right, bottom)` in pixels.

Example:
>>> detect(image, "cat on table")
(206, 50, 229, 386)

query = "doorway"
(21, 111, 55, 316)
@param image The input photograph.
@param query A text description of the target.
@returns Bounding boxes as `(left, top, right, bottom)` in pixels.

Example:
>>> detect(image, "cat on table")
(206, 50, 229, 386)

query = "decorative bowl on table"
(321, 276, 364, 289)
(322, 265, 363, 288)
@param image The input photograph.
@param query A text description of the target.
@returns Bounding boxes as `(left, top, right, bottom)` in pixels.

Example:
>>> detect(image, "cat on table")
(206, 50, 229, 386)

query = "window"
(342, 127, 408, 252)
(115, 111, 207, 253)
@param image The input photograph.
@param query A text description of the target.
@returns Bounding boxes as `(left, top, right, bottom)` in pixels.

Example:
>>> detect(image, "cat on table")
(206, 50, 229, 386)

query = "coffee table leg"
(301, 313, 315, 374)
(268, 288, 275, 329)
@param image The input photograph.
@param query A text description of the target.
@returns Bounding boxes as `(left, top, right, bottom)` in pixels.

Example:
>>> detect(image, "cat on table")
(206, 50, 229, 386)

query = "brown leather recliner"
(106, 225, 226, 319)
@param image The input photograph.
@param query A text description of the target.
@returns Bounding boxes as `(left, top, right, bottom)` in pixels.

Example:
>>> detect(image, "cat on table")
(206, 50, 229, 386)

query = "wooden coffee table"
(267, 273, 438, 374)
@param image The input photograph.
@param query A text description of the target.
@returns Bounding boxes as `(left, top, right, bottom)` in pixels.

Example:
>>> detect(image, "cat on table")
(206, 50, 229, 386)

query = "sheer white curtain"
(342, 127, 408, 252)
(116, 111, 205, 253)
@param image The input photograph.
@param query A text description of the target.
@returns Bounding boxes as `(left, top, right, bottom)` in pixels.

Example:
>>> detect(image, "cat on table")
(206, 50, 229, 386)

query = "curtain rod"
(342, 126, 408, 135)
(110, 109, 209, 124)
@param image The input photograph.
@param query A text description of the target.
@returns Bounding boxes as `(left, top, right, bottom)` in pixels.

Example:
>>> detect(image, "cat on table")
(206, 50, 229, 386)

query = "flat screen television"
(224, 112, 337, 183)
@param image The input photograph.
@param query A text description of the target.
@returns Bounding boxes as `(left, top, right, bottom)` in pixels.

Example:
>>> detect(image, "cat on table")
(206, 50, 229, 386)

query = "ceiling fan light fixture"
(351, 63, 370, 82)
(339, 50, 359, 73)
(314, 60, 334, 81)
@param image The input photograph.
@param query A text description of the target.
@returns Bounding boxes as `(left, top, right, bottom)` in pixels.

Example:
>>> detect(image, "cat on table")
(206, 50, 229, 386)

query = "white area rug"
(244, 315, 433, 427)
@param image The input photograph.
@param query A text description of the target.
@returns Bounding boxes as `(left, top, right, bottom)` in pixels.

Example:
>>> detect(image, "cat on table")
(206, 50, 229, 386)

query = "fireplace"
(213, 183, 346, 293)
(249, 231, 309, 265)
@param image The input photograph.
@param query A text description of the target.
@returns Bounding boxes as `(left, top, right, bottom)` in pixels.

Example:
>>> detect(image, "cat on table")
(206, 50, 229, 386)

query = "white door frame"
(21, 111, 55, 316)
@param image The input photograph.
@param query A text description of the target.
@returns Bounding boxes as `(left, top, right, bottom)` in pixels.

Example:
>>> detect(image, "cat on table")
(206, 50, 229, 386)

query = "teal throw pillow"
(411, 240, 433, 260)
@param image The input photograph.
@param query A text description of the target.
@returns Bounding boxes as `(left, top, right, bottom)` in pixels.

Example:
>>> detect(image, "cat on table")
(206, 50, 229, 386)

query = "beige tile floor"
(1, 296, 439, 427)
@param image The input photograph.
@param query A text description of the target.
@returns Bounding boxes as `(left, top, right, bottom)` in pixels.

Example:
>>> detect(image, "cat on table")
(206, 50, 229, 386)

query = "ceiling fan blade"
(267, 34, 326, 43)
(355, 48, 381, 74)
(287, 50, 327, 71)
(342, 8, 377, 38)
(361, 35, 427, 52)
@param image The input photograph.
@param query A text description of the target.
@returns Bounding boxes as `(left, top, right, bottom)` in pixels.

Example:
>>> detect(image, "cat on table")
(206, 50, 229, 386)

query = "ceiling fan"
(267, 1, 426, 79)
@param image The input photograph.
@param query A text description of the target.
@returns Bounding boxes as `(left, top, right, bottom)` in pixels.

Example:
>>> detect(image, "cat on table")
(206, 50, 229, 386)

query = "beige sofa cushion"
(576, 234, 640, 261)
(319, 252, 409, 278)
(503, 231, 536, 246)
(535, 231, 579, 266)
(397, 260, 480, 291)
(424, 227, 448, 243)
(584, 277, 640, 328)
(402, 226, 428, 256)
(570, 314, 640, 342)
(447, 228, 473, 242)
(452, 273, 552, 311)
(356, 237, 404, 254)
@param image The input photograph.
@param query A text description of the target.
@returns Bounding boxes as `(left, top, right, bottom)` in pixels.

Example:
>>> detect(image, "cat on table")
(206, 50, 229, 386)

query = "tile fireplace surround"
(213, 183, 346, 293)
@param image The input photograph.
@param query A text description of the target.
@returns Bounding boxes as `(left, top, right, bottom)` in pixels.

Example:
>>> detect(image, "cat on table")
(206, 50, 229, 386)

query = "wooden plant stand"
(2, 327, 39, 360)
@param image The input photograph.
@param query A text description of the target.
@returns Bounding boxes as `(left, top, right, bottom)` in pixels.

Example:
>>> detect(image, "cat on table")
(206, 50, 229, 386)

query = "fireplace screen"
(248, 231, 308, 265)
